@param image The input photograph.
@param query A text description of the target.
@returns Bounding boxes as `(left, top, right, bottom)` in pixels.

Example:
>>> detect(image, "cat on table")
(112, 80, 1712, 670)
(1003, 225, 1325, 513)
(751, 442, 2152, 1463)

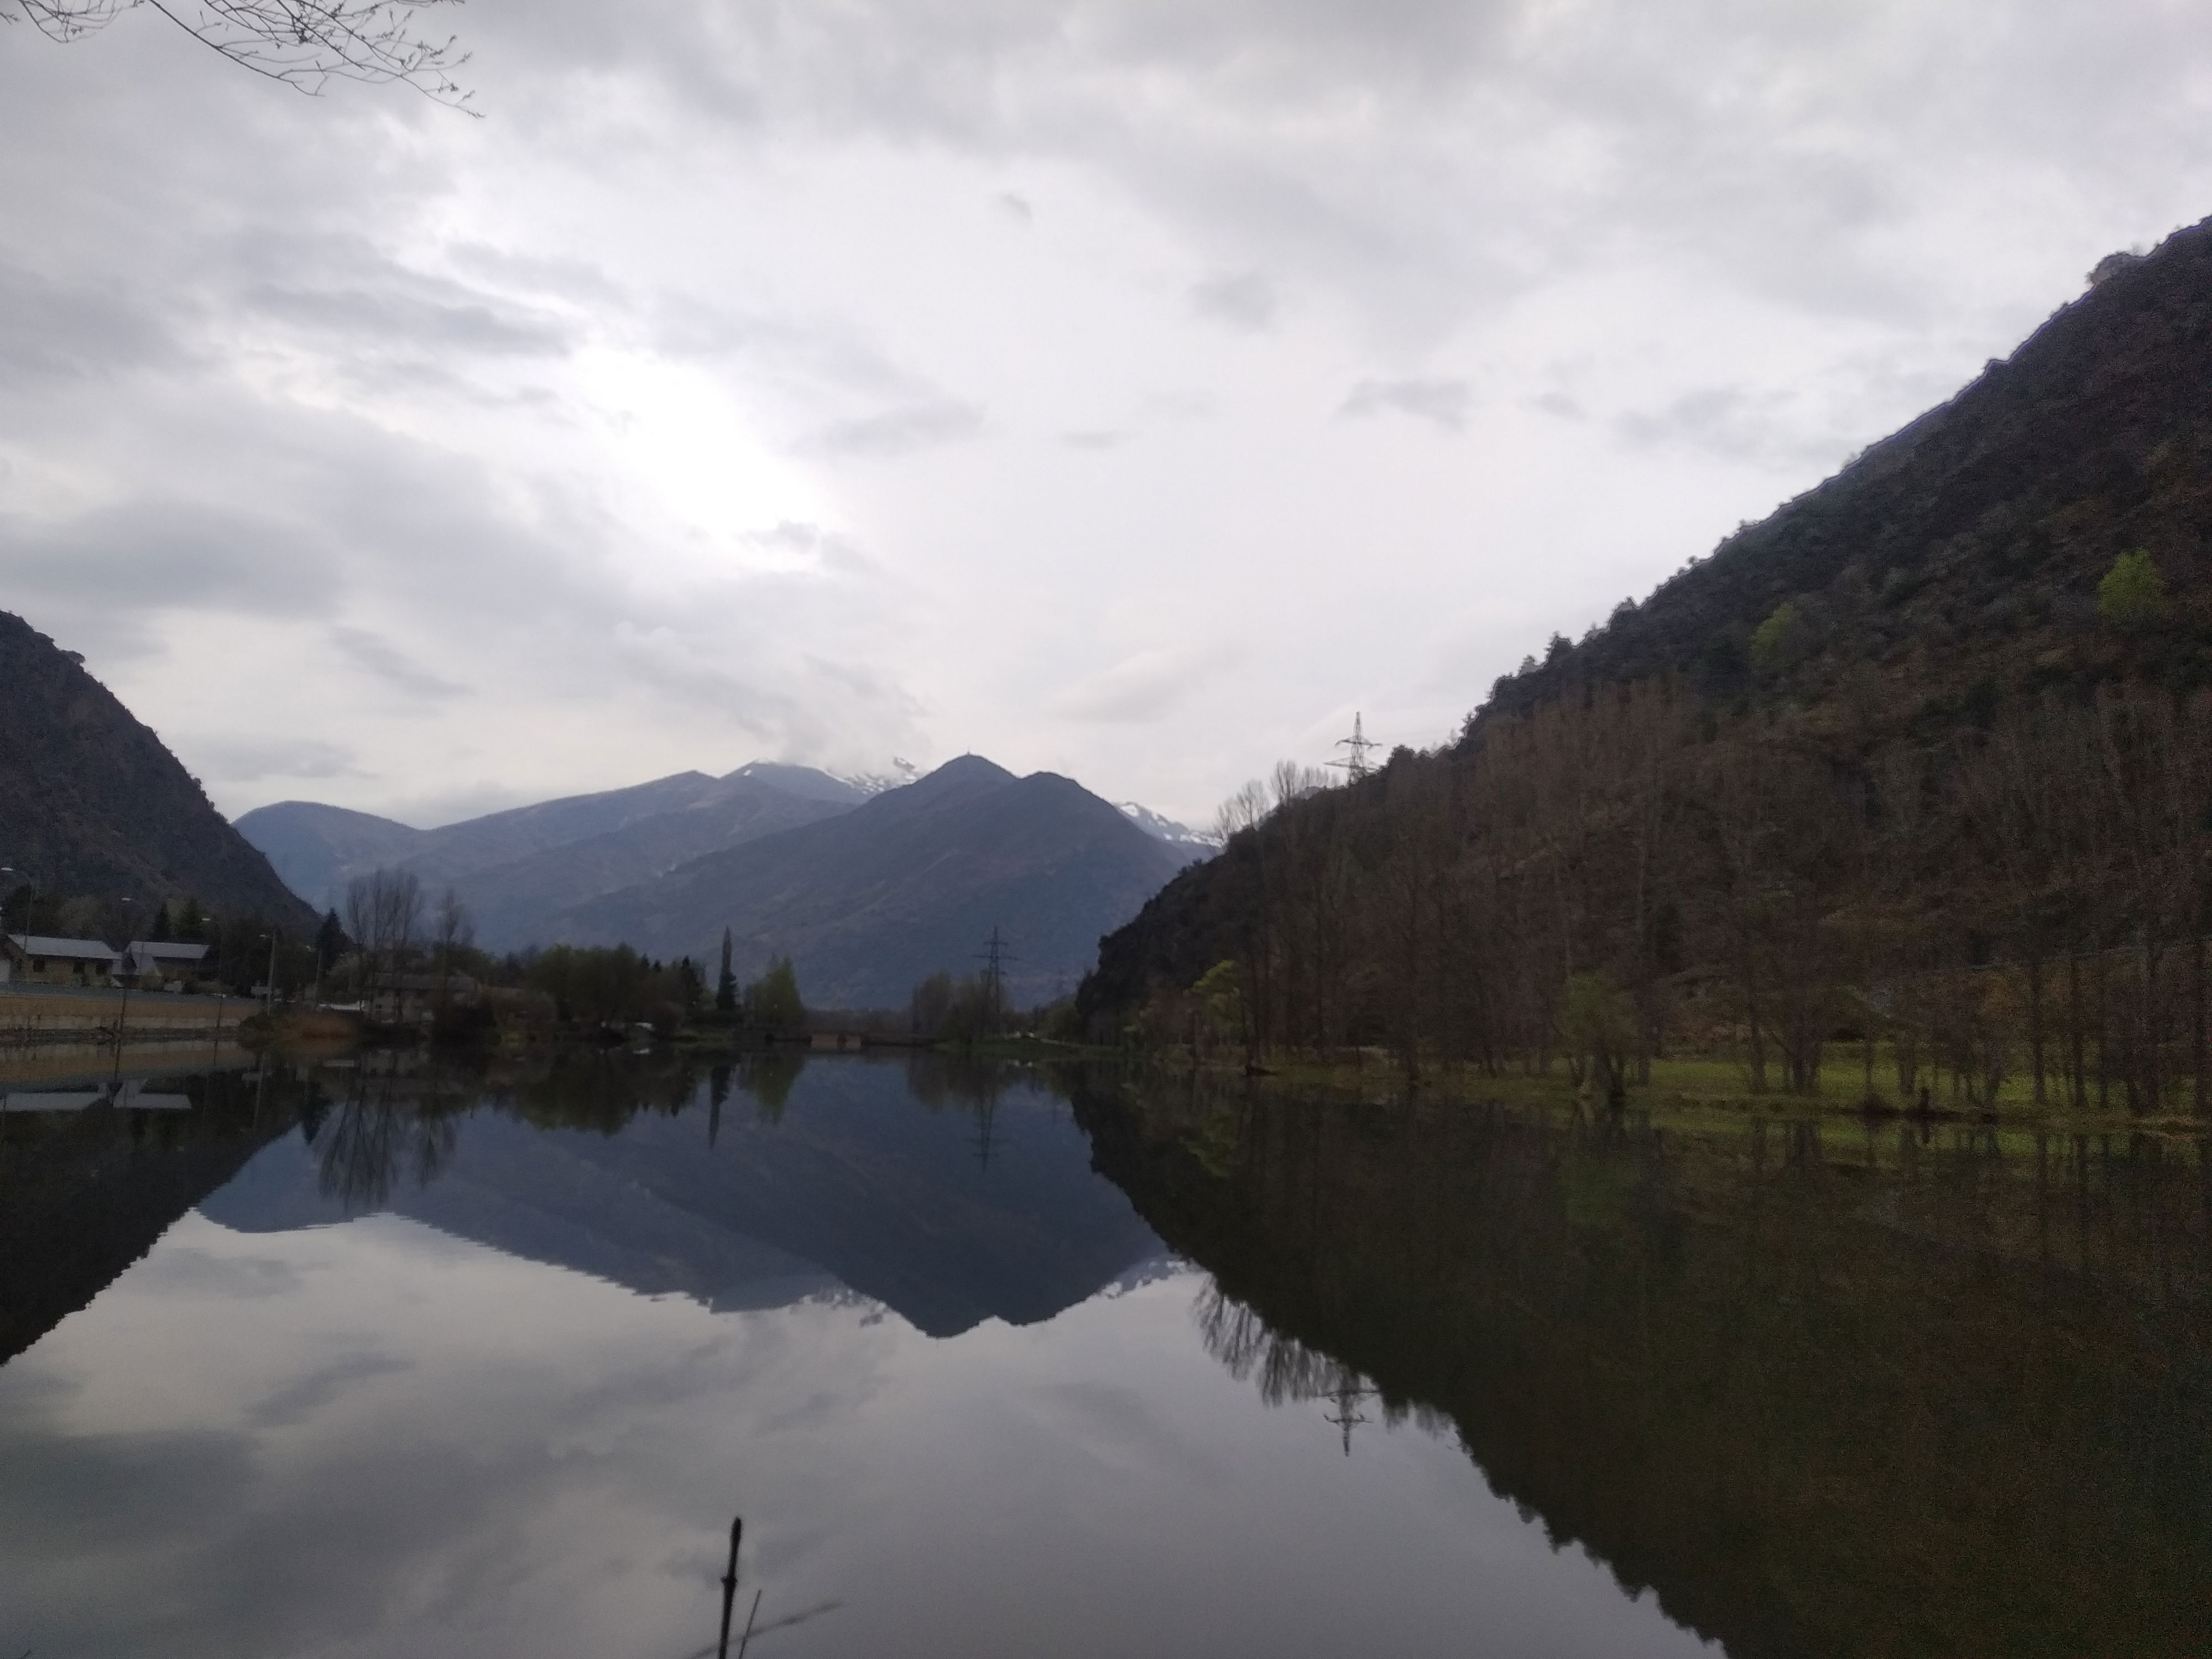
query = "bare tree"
(431, 886, 472, 1014)
(1213, 779, 1272, 844)
(4, 0, 474, 105)
(345, 866, 422, 1020)
(1270, 759, 1329, 812)
(342, 873, 376, 1005)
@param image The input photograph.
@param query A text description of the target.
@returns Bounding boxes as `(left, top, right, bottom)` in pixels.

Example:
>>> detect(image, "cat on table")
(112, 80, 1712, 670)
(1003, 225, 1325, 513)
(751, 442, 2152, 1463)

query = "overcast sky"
(4, 0, 2210, 827)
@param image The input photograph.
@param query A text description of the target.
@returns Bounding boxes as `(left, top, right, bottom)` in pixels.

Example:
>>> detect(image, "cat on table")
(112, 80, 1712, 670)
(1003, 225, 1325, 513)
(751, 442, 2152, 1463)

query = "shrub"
(2097, 550, 2171, 630)
(1750, 601, 1807, 674)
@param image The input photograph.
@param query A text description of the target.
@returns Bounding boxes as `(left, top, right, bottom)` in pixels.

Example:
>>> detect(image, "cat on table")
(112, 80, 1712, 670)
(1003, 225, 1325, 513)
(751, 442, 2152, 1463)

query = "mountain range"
(238, 761, 870, 945)
(545, 755, 1187, 1006)
(241, 754, 1199, 1007)
(1, 584, 1200, 1003)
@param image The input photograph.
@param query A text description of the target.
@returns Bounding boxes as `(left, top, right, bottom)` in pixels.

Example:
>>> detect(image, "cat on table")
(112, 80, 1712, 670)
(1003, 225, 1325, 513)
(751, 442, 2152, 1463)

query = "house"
(368, 972, 480, 1024)
(1, 934, 122, 987)
(121, 940, 210, 988)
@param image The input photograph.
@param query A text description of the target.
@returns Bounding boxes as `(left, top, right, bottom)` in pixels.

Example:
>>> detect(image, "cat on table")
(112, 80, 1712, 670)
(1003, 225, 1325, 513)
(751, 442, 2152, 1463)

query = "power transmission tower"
(1322, 1370, 1376, 1456)
(1329, 712, 1379, 782)
(978, 927, 1014, 1034)
(968, 1093, 1004, 1170)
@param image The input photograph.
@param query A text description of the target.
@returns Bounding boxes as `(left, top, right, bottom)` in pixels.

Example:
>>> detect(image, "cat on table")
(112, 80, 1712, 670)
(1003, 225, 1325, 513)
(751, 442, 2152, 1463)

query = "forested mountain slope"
(1083, 217, 2212, 1109)
(1486, 225, 2212, 723)
(0, 612, 315, 928)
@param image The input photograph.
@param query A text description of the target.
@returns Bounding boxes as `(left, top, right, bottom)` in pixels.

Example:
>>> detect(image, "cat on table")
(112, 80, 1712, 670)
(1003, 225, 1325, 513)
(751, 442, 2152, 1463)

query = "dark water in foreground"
(2, 1053, 2208, 1657)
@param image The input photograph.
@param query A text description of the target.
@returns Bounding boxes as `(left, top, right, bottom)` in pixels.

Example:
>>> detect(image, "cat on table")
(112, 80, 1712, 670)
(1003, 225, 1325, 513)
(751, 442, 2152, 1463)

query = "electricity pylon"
(1330, 712, 1379, 781)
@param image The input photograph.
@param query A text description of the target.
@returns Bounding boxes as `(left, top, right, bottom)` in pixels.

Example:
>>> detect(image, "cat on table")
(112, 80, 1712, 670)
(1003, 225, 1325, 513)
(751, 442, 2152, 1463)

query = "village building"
(1, 935, 123, 987)
(120, 940, 211, 989)
(367, 971, 481, 1025)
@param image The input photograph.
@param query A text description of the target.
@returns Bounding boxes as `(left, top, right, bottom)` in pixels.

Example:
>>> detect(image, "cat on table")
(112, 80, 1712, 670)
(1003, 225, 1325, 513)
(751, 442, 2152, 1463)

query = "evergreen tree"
(716, 927, 737, 1014)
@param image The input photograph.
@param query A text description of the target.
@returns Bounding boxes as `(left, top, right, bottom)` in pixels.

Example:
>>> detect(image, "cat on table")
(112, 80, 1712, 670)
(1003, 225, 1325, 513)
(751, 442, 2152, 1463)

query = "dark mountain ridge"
(0, 612, 315, 928)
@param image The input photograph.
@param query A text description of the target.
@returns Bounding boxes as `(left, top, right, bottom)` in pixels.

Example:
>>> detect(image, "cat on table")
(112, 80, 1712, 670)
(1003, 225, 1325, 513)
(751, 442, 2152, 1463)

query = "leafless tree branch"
(3, 0, 476, 110)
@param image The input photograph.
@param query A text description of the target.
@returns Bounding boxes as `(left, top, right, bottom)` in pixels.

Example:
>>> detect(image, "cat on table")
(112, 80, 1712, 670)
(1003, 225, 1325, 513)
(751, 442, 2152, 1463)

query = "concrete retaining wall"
(0, 985, 252, 1039)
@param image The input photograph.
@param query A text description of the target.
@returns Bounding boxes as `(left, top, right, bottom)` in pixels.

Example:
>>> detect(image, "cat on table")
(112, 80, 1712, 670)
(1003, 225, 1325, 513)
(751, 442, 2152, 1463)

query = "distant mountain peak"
(547, 752, 1185, 1006)
(1118, 802, 1220, 858)
(830, 758, 921, 796)
(720, 762, 870, 806)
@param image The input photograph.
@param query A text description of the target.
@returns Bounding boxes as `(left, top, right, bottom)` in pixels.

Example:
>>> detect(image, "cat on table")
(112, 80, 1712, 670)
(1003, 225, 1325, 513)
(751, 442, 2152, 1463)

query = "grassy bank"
(1133, 1045, 2212, 1139)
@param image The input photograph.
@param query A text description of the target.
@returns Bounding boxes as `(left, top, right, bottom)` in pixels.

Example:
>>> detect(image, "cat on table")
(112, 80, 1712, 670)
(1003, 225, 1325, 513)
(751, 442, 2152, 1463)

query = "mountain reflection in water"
(204, 1051, 1162, 1334)
(1077, 1077, 2212, 1658)
(4, 1051, 2203, 1656)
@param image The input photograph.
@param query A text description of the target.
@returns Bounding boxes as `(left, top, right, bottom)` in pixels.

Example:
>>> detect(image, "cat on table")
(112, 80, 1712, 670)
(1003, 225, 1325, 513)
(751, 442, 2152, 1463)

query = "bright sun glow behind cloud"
(574, 349, 836, 584)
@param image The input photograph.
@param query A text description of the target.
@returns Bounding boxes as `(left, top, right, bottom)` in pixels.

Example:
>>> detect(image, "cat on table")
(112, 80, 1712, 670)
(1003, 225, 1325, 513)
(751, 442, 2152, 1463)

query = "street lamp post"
(113, 898, 137, 1045)
(0, 865, 39, 943)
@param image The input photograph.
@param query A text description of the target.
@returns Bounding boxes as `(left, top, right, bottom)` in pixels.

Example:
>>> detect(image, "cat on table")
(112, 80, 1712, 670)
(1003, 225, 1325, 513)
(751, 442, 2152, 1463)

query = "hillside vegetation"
(1083, 217, 2212, 1114)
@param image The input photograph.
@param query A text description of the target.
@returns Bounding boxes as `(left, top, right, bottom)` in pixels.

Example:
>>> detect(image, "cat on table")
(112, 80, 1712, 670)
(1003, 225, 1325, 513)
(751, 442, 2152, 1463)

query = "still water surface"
(2, 1051, 2208, 1657)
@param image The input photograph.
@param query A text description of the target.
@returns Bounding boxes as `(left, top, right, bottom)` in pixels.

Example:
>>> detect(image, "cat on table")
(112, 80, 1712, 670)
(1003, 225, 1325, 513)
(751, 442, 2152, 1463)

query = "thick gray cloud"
(1340, 377, 1473, 430)
(0, 260, 179, 381)
(1, 0, 2208, 825)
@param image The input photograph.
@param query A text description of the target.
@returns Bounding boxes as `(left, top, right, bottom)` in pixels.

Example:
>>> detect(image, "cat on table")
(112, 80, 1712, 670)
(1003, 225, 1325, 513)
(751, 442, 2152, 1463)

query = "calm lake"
(3, 1050, 2209, 1657)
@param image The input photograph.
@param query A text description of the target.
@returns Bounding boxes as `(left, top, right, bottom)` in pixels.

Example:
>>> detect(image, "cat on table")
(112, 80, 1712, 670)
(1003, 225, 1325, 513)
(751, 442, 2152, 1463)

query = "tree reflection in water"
(312, 1067, 463, 1212)
(1194, 1281, 1423, 1455)
(741, 1052, 805, 1123)
(1076, 1073, 2212, 1658)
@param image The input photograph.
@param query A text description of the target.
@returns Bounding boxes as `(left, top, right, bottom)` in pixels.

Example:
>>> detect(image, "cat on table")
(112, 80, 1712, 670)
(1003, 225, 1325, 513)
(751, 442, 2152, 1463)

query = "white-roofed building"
(121, 940, 211, 988)
(1, 934, 122, 986)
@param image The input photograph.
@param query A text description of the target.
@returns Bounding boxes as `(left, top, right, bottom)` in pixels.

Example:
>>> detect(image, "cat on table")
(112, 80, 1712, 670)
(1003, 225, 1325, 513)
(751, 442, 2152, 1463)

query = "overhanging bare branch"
(3, 0, 476, 109)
